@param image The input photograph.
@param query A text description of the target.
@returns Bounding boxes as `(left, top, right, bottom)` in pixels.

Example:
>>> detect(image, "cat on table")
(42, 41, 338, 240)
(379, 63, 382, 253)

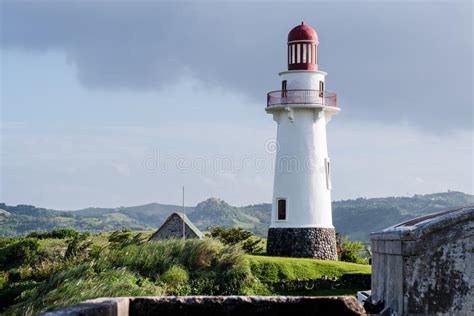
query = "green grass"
(248, 255, 370, 283)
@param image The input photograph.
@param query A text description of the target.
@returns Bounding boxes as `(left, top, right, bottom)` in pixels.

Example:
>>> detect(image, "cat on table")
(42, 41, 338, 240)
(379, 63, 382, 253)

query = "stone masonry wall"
(149, 215, 200, 240)
(267, 227, 337, 260)
(371, 207, 473, 315)
(403, 218, 473, 314)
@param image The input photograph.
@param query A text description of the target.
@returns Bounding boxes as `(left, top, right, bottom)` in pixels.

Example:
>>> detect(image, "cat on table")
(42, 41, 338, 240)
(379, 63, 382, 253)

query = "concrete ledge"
(40, 296, 365, 316)
(370, 206, 474, 241)
(40, 297, 129, 316)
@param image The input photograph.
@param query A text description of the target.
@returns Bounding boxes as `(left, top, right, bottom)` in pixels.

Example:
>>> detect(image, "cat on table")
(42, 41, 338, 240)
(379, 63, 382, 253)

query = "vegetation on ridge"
(1, 191, 472, 242)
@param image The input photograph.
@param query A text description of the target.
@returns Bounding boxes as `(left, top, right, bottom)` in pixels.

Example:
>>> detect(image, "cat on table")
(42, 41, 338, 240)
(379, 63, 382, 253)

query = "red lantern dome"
(287, 22, 319, 71)
(288, 22, 319, 42)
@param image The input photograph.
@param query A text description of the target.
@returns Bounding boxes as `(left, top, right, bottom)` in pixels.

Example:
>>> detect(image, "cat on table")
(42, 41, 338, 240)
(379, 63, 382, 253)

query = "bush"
(27, 228, 79, 240)
(0, 238, 15, 249)
(160, 265, 189, 285)
(337, 237, 369, 264)
(207, 227, 264, 255)
(159, 265, 190, 295)
(0, 272, 6, 289)
(108, 229, 147, 249)
(182, 239, 223, 269)
(0, 238, 40, 270)
(108, 228, 133, 244)
(0, 280, 39, 312)
(64, 234, 92, 259)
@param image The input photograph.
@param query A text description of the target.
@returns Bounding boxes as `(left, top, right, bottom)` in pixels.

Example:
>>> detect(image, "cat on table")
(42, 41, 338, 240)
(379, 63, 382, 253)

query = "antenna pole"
(182, 186, 185, 240)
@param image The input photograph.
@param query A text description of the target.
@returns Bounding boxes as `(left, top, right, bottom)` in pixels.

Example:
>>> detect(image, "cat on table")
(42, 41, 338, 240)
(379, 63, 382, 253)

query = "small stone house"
(149, 212, 204, 240)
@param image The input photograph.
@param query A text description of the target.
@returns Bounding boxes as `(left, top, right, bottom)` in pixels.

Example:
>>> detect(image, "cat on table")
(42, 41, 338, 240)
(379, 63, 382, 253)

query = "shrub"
(181, 239, 223, 269)
(108, 229, 147, 249)
(160, 265, 189, 285)
(27, 228, 79, 240)
(337, 237, 369, 264)
(108, 228, 133, 244)
(64, 234, 92, 259)
(159, 265, 191, 295)
(0, 272, 6, 289)
(0, 238, 15, 249)
(0, 280, 39, 312)
(207, 227, 264, 255)
(0, 238, 40, 270)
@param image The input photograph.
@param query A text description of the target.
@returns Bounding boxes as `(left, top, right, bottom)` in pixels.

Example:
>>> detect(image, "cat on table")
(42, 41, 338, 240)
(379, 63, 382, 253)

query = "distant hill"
(1, 191, 473, 242)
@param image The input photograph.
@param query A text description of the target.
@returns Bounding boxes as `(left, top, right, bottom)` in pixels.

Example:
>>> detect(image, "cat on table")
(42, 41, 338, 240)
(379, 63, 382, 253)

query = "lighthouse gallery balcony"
(267, 89, 337, 108)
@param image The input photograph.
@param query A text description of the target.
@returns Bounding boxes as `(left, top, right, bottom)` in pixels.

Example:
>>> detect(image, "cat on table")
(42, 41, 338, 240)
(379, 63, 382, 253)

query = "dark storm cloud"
(1, 1, 472, 131)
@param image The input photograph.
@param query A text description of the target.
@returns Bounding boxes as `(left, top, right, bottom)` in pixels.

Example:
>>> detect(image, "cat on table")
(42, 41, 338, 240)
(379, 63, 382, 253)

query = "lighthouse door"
(319, 81, 324, 98)
(277, 199, 287, 220)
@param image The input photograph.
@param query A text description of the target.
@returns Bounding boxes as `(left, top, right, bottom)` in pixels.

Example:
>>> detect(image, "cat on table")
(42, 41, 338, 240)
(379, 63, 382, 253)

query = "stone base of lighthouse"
(266, 227, 337, 260)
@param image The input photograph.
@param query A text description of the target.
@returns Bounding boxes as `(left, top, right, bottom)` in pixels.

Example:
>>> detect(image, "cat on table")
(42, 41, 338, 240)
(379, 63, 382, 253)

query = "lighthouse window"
(296, 44, 301, 63)
(288, 45, 291, 64)
(302, 44, 307, 63)
(291, 45, 295, 64)
(314, 45, 317, 64)
(277, 199, 287, 220)
(325, 158, 332, 190)
(308, 44, 312, 63)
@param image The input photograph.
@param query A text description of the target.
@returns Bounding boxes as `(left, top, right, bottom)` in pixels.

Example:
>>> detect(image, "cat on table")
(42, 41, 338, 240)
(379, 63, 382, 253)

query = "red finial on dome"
(287, 22, 319, 71)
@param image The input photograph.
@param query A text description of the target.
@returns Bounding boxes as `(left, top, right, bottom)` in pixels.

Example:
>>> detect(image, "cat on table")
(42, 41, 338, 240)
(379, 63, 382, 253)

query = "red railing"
(267, 90, 338, 107)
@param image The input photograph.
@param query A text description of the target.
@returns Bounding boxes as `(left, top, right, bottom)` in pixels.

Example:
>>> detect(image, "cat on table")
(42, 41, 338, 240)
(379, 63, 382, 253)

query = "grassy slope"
(248, 255, 370, 283)
(1, 234, 372, 314)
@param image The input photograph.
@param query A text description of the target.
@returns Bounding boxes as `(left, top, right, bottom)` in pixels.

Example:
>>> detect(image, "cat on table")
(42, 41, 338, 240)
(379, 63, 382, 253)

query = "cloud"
(1, 1, 472, 131)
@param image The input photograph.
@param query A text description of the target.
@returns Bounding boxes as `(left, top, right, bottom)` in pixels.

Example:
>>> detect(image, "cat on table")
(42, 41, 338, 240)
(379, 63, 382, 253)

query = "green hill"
(1, 191, 472, 242)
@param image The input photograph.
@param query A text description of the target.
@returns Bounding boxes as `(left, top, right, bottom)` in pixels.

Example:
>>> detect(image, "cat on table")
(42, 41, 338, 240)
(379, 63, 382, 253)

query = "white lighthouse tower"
(266, 22, 339, 260)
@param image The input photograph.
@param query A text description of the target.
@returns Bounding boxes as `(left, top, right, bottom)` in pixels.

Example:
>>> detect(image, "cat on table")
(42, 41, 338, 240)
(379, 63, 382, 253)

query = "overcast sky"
(1, 0, 472, 210)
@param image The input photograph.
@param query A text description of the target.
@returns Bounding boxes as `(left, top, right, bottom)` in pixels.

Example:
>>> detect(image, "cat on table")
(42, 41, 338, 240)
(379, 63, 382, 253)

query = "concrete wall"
(371, 206, 473, 315)
(40, 296, 366, 316)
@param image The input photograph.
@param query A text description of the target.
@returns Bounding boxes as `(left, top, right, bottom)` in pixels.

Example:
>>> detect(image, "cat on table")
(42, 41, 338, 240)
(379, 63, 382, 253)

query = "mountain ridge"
(1, 191, 473, 242)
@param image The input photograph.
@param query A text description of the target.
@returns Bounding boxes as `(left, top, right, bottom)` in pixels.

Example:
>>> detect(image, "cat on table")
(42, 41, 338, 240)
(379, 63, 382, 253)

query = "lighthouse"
(266, 22, 339, 260)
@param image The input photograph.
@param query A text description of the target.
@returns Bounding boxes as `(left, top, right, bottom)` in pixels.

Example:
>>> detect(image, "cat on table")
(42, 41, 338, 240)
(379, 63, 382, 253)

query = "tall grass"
(1, 234, 372, 315)
(103, 239, 252, 295)
(2, 238, 253, 314)
(5, 263, 163, 316)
